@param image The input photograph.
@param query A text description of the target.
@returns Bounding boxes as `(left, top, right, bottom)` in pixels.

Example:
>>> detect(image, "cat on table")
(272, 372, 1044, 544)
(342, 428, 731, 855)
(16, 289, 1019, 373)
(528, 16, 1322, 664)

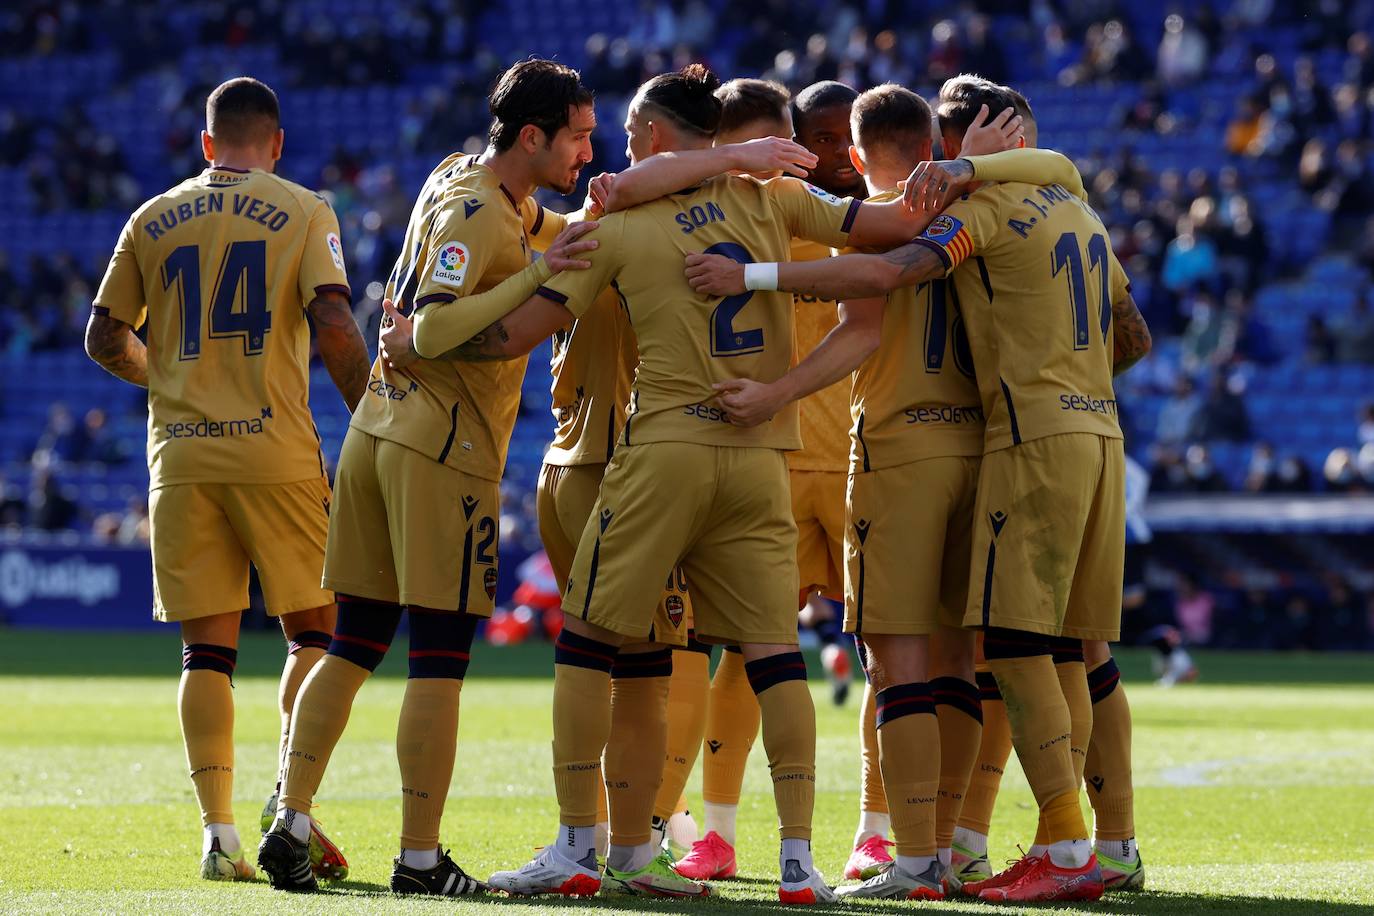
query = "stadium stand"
(1, 0, 1371, 648)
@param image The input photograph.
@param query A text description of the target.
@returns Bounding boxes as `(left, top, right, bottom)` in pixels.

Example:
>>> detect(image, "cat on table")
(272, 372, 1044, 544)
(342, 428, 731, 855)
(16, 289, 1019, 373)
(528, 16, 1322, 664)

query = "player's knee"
(1082, 639, 1111, 667)
(182, 643, 238, 679)
(407, 609, 478, 680)
(610, 647, 673, 679)
(285, 629, 332, 656)
(857, 633, 927, 689)
(983, 626, 1074, 660)
(280, 603, 337, 640)
(976, 669, 1002, 703)
(874, 682, 935, 729)
(554, 627, 621, 673)
(325, 594, 403, 672)
(560, 613, 624, 647)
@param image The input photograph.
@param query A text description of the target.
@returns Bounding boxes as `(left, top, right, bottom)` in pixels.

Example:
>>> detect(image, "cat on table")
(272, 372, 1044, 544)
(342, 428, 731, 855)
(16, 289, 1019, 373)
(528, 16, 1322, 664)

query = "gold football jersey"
(536, 175, 861, 451)
(93, 165, 349, 487)
(521, 206, 637, 467)
(846, 189, 984, 471)
(788, 237, 851, 472)
(350, 154, 534, 482)
(913, 180, 1129, 452)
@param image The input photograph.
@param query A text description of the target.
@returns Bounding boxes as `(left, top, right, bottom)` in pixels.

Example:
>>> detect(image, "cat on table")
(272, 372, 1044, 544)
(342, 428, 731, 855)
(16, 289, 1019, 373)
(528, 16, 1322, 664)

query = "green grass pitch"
(1, 628, 1371, 914)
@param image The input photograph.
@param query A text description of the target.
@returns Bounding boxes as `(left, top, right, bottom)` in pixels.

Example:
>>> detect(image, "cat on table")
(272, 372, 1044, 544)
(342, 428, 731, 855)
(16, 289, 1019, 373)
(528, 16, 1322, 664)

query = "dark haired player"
(399, 63, 971, 904)
(257, 58, 604, 897)
(86, 76, 370, 883)
(686, 72, 1152, 904)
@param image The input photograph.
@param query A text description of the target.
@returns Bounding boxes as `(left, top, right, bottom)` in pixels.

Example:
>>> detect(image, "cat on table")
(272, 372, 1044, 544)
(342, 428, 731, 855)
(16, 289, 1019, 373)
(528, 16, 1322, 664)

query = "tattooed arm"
(84, 311, 148, 387)
(1112, 292, 1152, 376)
(440, 292, 574, 362)
(686, 240, 946, 301)
(308, 290, 371, 412)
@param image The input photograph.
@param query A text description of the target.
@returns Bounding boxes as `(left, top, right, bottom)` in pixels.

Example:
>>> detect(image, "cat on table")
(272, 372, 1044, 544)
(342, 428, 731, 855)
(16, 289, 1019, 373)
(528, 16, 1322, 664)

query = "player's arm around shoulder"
(597, 138, 818, 214)
(391, 217, 607, 365)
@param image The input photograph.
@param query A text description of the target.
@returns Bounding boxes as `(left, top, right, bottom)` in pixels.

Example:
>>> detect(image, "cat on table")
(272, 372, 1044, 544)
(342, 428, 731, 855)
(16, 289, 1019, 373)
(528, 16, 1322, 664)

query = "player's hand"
(585, 172, 615, 217)
(959, 103, 1023, 156)
(901, 158, 976, 212)
(728, 137, 820, 178)
(379, 298, 419, 370)
(545, 221, 600, 272)
(712, 378, 783, 428)
(685, 253, 746, 296)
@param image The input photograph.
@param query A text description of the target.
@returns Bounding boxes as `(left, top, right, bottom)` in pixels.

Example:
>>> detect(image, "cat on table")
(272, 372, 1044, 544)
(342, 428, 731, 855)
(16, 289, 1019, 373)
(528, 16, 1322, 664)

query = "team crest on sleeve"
(430, 240, 471, 288)
(326, 232, 345, 269)
(922, 214, 964, 243)
(803, 182, 844, 206)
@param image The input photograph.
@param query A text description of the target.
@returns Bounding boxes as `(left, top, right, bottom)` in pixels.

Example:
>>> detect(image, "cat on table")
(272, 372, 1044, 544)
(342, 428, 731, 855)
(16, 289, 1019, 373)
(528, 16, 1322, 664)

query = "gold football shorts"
(538, 461, 690, 646)
(150, 476, 332, 622)
(965, 433, 1125, 641)
(844, 455, 980, 636)
(790, 469, 846, 602)
(562, 443, 798, 646)
(323, 427, 499, 614)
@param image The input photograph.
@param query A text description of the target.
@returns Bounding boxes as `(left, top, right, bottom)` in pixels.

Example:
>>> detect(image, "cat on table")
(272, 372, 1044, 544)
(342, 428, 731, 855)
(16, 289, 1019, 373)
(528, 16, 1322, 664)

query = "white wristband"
(744, 262, 779, 291)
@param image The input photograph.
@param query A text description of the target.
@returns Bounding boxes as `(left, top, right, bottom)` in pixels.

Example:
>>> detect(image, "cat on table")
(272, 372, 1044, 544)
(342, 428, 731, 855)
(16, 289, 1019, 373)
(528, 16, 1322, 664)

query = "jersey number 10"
(162, 240, 271, 360)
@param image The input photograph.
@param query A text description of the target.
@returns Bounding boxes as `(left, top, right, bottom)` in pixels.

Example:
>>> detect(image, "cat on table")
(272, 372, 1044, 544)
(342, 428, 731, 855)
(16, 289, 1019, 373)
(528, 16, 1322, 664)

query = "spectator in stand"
(26, 467, 77, 531)
(1220, 290, 1278, 364)
(1174, 573, 1216, 646)
(0, 473, 25, 529)
(1157, 13, 1208, 85)
(1194, 372, 1252, 442)
(1322, 447, 1366, 492)
(1157, 377, 1203, 445)
(1303, 313, 1338, 364)
(1181, 444, 1230, 492)
(92, 496, 150, 545)
(1226, 97, 1263, 155)
(1273, 454, 1315, 492)
(1179, 292, 1227, 374)
(33, 403, 82, 464)
(1244, 441, 1281, 492)
(1358, 403, 1374, 445)
(1341, 292, 1374, 363)
(1148, 445, 1189, 492)
(1162, 217, 1218, 293)
(1275, 595, 1317, 650)
(75, 408, 125, 466)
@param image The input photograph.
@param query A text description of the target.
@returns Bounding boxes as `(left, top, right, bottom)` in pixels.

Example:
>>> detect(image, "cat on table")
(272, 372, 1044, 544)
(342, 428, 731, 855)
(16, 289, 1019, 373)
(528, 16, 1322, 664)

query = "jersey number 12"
(163, 240, 271, 360)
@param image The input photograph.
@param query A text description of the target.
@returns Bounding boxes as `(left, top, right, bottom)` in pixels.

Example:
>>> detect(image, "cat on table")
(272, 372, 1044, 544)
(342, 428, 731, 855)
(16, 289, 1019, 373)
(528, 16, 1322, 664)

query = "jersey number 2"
(703, 242, 764, 357)
(163, 240, 271, 360)
(1051, 231, 1110, 350)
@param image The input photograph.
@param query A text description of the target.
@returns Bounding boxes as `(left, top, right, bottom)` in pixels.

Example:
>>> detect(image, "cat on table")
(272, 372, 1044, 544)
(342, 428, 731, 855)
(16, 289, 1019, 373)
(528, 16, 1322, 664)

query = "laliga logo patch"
(326, 232, 345, 269)
(430, 240, 470, 288)
(664, 594, 685, 628)
(923, 214, 964, 243)
(804, 182, 843, 206)
(484, 567, 498, 600)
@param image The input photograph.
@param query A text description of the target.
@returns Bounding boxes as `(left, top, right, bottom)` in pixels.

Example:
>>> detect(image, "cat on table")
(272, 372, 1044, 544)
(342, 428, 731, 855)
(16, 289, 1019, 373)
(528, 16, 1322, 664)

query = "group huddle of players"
(86, 52, 1152, 906)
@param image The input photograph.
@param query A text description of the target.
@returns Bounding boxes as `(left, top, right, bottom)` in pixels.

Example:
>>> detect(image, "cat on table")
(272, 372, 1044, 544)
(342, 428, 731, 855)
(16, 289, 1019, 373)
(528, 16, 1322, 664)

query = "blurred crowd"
(2, 0, 1373, 629)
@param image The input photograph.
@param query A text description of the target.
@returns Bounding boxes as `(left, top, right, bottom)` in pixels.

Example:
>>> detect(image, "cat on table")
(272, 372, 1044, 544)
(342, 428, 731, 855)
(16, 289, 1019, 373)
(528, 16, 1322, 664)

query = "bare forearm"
(317, 324, 370, 411)
(777, 254, 900, 300)
(603, 148, 736, 213)
(85, 313, 148, 387)
(1112, 294, 1152, 376)
(775, 316, 879, 405)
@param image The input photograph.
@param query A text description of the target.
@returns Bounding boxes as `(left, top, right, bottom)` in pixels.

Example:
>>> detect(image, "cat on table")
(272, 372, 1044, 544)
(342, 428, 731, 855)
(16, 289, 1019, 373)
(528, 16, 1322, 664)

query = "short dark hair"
(1003, 85, 1036, 123)
(936, 74, 1022, 140)
(715, 78, 790, 134)
(637, 64, 723, 137)
(851, 84, 932, 158)
(792, 80, 859, 134)
(488, 58, 595, 151)
(206, 77, 279, 146)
